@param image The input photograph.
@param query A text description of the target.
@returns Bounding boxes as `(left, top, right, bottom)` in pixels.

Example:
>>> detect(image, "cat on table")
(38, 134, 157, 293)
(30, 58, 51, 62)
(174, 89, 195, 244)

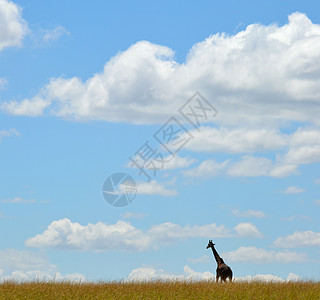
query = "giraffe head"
(206, 240, 215, 249)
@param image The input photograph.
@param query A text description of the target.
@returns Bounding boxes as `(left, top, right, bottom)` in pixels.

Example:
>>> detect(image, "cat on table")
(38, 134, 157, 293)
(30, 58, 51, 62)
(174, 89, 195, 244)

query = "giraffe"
(206, 240, 233, 282)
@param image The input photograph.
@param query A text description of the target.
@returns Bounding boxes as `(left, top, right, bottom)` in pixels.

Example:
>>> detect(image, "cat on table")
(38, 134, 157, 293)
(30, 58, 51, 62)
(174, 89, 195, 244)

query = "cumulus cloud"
(0, 0, 28, 51)
(127, 265, 214, 281)
(282, 128, 320, 165)
(0, 249, 85, 282)
(25, 218, 231, 251)
(3, 13, 320, 128)
(127, 265, 301, 282)
(283, 186, 305, 194)
(136, 180, 177, 196)
(223, 246, 308, 264)
(227, 156, 273, 177)
(232, 209, 266, 218)
(274, 230, 320, 248)
(233, 223, 262, 238)
(183, 126, 320, 178)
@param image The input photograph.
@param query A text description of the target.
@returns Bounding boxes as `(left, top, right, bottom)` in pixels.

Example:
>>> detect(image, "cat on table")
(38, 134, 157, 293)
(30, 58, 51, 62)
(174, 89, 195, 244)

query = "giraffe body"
(206, 240, 233, 282)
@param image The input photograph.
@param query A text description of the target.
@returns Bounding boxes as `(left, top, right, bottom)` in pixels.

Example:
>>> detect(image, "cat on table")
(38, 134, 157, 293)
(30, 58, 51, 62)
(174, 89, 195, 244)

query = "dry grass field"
(0, 280, 320, 300)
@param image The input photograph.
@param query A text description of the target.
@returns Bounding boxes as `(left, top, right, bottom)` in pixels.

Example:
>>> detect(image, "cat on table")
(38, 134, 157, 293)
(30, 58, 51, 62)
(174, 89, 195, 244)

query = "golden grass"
(0, 280, 319, 300)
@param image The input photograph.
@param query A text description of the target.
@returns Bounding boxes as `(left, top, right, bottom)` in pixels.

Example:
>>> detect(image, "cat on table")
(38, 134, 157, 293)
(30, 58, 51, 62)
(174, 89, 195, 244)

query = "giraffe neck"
(211, 245, 223, 265)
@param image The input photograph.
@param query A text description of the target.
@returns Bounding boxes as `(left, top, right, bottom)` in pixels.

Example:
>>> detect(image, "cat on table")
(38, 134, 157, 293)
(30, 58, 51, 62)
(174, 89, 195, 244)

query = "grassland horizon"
(1, 280, 320, 299)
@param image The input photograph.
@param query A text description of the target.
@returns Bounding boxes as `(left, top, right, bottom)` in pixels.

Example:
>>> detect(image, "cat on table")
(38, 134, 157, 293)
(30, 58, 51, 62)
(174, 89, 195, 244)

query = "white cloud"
(314, 200, 320, 206)
(144, 222, 230, 244)
(227, 156, 273, 177)
(42, 25, 69, 42)
(0, 0, 28, 51)
(283, 186, 305, 194)
(1, 270, 85, 282)
(127, 265, 301, 282)
(3, 13, 320, 128)
(0, 128, 19, 142)
(0, 249, 85, 282)
(286, 272, 302, 281)
(314, 178, 320, 185)
(127, 265, 214, 281)
(274, 230, 320, 248)
(282, 128, 320, 165)
(184, 127, 287, 153)
(121, 212, 147, 219)
(128, 154, 195, 171)
(2, 197, 36, 203)
(183, 154, 300, 179)
(0, 78, 8, 89)
(25, 218, 231, 251)
(235, 273, 301, 282)
(184, 127, 320, 178)
(162, 155, 196, 170)
(223, 246, 307, 264)
(136, 180, 177, 196)
(281, 215, 311, 222)
(187, 255, 210, 264)
(268, 163, 299, 178)
(183, 159, 229, 178)
(0, 249, 55, 273)
(234, 223, 262, 238)
(232, 209, 266, 218)
(2, 96, 50, 117)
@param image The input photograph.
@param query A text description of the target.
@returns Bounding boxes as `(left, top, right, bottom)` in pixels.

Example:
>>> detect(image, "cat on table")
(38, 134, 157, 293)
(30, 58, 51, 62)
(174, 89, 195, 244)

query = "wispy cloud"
(121, 212, 147, 220)
(281, 215, 311, 222)
(232, 209, 266, 218)
(42, 25, 69, 42)
(314, 178, 320, 185)
(1, 197, 36, 204)
(0, 78, 8, 90)
(0, 128, 20, 142)
(283, 186, 305, 194)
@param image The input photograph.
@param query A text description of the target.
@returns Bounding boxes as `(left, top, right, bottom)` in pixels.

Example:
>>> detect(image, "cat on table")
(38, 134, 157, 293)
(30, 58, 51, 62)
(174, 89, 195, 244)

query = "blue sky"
(0, 0, 320, 282)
